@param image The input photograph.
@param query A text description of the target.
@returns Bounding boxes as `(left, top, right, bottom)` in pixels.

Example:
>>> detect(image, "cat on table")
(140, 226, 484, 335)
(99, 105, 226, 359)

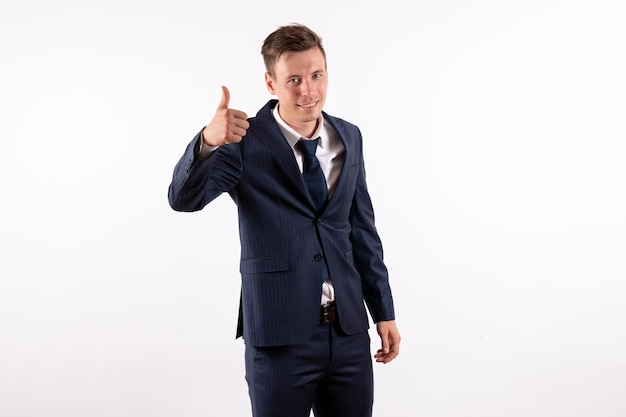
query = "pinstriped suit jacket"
(168, 99, 395, 347)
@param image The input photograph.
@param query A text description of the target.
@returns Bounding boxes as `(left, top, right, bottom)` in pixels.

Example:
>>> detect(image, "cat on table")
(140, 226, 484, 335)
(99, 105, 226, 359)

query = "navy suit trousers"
(244, 322, 373, 417)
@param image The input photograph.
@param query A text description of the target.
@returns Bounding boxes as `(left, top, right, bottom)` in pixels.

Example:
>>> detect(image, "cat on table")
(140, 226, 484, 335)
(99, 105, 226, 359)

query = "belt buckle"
(320, 301, 335, 324)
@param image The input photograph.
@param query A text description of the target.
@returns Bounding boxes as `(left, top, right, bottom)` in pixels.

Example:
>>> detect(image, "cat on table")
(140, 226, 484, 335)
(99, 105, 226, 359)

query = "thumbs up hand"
(202, 86, 249, 147)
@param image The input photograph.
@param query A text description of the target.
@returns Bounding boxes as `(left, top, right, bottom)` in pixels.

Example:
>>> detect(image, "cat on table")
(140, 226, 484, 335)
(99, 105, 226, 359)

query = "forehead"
(274, 48, 326, 76)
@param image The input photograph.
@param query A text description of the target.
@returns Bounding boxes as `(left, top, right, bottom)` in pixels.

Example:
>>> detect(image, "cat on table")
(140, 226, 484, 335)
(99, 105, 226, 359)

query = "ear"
(265, 72, 276, 95)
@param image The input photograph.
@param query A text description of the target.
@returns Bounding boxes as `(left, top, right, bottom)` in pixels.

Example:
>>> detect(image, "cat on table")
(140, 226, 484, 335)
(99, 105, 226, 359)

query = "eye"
(288, 78, 301, 85)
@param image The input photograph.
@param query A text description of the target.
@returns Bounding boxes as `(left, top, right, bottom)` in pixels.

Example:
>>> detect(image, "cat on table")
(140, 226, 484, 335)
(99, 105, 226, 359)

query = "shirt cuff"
(196, 131, 219, 161)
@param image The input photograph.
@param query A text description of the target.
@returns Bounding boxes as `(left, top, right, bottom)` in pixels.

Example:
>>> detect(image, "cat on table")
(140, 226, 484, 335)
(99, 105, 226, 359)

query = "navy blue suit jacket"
(169, 99, 395, 347)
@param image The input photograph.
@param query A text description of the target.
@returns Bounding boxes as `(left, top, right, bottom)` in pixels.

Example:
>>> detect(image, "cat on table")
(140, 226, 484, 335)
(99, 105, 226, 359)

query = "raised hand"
(202, 86, 250, 146)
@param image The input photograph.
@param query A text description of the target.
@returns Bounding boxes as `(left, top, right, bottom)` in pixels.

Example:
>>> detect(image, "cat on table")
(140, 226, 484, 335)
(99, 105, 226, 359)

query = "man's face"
(265, 47, 328, 137)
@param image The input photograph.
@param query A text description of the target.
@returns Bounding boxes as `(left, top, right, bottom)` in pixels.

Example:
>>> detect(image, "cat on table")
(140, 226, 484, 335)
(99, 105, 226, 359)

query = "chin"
(302, 114, 321, 123)
(302, 105, 321, 116)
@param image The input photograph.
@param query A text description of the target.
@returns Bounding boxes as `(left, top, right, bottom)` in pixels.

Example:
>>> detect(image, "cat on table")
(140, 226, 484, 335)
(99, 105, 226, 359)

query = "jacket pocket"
(240, 256, 289, 274)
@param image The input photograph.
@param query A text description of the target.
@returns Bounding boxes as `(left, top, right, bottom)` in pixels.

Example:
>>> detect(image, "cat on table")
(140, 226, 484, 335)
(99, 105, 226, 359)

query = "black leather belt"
(320, 301, 337, 323)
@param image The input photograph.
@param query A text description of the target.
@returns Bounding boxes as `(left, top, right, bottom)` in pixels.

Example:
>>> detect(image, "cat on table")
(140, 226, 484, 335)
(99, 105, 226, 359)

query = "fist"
(202, 86, 249, 146)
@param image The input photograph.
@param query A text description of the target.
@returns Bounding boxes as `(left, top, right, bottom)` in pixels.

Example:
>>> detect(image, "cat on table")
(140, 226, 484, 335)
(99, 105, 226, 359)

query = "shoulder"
(323, 111, 362, 142)
(325, 112, 359, 133)
(248, 99, 278, 125)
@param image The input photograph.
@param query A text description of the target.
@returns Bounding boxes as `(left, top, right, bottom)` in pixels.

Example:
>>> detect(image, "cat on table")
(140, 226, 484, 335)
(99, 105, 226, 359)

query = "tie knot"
(296, 138, 319, 156)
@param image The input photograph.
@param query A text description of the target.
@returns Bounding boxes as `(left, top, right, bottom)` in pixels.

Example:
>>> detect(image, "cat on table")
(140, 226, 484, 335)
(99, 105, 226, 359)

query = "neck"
(296, 119, 319, 139)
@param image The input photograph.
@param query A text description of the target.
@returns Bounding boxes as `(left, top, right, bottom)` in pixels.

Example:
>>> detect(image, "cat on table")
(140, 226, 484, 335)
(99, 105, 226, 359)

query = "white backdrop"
(1, 1, 625, 416)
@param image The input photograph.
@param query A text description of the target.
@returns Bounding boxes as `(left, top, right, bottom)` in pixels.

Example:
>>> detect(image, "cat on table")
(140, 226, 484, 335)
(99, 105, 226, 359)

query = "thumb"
(218, 85, 230, 110)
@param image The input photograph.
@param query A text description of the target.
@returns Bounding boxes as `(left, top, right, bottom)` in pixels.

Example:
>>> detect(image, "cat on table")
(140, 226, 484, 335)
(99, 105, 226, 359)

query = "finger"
(229, 115, 249, 136)
(374, 347, 398, 364)
(230, 125, 248, 139)
(230, 109, 249, 122)
(218, 85, 230, 110)
(374, 351, 389, 363)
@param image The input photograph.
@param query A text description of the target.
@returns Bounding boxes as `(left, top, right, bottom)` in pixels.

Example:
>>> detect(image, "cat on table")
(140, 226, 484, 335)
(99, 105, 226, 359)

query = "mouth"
(299, 101, 318, 109)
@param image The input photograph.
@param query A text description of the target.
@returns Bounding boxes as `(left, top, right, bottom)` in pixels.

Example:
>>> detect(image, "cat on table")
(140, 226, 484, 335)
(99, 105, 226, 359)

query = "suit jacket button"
(314, 254, 323, 261)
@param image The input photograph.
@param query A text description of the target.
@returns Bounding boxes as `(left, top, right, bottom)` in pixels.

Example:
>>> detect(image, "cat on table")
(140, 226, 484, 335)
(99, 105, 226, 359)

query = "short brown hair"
(261, 23, 326, 77)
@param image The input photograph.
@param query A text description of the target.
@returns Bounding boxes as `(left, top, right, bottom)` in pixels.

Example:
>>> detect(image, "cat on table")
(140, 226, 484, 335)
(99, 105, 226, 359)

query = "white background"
(1, 0, 625, 416)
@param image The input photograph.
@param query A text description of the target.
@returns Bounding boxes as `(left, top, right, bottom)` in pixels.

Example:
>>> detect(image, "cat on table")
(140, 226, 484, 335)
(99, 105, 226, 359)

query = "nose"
(300, 79, 311, 96)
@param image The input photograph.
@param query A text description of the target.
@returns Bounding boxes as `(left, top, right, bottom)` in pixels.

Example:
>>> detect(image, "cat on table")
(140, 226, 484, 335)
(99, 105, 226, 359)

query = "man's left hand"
(374, 320, 401, 364)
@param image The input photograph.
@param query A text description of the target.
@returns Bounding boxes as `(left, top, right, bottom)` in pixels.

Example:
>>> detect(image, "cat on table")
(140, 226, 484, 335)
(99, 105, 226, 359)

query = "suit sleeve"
(348, 136, 396, 323)
(168, 130, 242, 212)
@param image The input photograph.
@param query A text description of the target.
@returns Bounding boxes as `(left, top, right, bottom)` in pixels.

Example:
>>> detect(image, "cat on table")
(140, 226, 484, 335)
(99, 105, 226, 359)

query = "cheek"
(281, 89, 298, 100)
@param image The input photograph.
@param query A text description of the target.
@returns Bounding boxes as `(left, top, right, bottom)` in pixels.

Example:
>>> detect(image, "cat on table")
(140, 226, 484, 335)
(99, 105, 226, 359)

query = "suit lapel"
(253, 101, 311, 203)
(323, 113, 354, 208)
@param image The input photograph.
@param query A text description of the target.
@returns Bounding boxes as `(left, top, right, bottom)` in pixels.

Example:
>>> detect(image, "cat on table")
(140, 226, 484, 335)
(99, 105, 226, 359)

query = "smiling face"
(265, 47, 328, 138)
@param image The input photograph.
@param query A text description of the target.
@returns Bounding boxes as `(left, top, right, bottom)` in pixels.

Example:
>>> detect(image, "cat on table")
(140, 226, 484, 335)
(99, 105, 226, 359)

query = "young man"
(168, 23, 400, 417)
